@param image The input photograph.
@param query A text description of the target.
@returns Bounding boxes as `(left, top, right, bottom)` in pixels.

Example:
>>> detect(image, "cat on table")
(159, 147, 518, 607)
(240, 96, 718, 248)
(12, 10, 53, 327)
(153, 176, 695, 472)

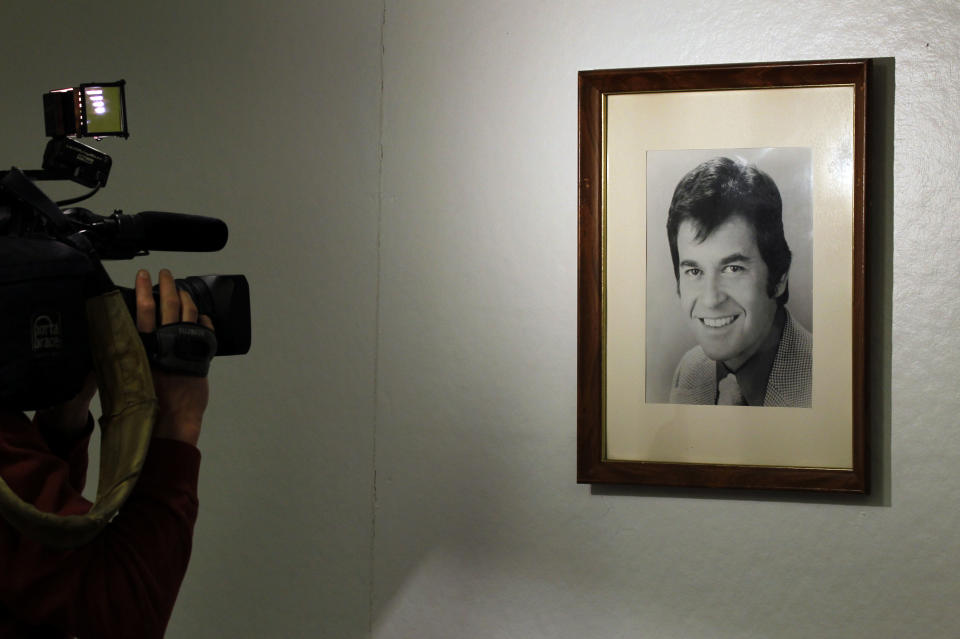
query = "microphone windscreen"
(135, 212, 228, 252)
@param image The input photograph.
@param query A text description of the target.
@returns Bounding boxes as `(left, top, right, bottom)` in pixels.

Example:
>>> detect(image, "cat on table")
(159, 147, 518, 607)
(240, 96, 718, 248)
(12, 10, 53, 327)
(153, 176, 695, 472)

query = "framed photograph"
(577, 60, 869, 492)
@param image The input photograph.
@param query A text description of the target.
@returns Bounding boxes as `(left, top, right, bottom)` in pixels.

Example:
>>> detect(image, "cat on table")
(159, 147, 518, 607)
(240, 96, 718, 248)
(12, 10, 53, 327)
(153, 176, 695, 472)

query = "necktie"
(717, 372, 745, 405)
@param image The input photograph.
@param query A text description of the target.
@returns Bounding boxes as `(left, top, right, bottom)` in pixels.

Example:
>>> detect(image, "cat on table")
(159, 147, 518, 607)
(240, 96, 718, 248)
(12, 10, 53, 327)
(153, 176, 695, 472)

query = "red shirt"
(0, 410, 200, 638)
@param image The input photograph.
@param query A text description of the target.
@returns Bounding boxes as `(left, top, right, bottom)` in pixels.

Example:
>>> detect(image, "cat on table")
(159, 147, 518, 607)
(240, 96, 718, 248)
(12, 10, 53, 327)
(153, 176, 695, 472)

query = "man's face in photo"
(676, 215, 785, 370)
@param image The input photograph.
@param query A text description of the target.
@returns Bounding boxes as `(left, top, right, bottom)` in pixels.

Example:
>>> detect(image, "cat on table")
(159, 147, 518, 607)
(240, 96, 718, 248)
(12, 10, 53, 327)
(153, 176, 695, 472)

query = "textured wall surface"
(374, 1, 960, 638)
(1, 1, 959, 638)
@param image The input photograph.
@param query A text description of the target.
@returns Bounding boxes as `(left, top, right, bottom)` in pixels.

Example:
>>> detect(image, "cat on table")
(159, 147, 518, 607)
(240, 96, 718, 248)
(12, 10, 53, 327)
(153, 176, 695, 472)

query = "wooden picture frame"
(577, 59, 869, 492)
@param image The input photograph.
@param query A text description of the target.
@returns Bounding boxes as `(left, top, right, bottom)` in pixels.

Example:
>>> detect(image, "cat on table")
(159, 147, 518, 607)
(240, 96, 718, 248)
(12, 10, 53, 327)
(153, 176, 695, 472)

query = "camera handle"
(140, 323, 217, 377)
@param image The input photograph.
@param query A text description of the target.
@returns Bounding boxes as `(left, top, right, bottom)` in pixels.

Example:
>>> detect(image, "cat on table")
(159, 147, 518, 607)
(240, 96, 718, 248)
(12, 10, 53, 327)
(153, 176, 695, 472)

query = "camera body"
(0, 234, 93, 409)
(0, 80, 250, 410)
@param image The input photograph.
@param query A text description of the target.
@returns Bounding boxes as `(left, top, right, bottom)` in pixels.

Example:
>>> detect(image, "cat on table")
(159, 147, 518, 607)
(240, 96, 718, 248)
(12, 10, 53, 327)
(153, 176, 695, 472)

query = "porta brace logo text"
(32, 314, 63, 352)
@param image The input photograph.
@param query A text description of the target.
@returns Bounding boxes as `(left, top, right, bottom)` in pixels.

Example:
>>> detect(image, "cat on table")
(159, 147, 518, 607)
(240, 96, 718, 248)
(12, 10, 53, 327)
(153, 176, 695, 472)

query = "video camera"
(0, 80, 250, 410)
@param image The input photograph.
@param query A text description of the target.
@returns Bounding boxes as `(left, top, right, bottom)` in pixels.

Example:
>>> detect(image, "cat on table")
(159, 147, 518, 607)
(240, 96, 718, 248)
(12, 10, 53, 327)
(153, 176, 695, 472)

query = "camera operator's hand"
(136, 269, 214, 447)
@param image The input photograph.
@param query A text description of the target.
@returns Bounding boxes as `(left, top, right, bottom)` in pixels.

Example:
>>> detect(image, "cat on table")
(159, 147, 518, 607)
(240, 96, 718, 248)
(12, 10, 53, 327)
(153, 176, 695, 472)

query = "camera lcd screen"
(82, 85, 126, 136)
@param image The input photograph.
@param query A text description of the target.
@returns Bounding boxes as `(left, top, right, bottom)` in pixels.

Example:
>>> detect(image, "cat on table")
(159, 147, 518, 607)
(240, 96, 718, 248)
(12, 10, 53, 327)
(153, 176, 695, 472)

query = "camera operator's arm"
(0, 269, 213, 639)
(135, 268, 213, 446)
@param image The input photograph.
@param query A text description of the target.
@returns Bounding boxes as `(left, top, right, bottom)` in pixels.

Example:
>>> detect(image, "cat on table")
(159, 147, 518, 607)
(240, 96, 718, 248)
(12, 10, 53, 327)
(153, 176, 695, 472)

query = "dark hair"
(666, 156, 791, 305)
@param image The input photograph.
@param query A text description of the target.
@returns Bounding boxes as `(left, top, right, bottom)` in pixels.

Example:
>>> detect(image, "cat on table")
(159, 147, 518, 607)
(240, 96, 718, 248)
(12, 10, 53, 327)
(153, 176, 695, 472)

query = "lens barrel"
(119, 274, 250, 356)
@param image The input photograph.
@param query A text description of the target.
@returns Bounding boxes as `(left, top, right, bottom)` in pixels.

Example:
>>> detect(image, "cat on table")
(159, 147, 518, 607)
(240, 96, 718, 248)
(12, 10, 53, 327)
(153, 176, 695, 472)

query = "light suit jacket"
(668, 309, 812, 407)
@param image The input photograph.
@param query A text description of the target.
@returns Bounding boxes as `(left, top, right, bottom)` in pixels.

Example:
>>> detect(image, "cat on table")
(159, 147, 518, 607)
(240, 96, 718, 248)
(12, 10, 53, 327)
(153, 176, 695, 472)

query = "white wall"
(2, 1, 960, 638)
(374, 1, 958, 638)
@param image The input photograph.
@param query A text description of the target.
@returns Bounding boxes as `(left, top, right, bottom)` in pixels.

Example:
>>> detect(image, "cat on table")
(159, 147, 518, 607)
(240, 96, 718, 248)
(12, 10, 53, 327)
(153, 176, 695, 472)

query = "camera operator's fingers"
(135, 269, 156, 333)
(158, 268, 180, 326)
(179, 289, 199, 323)
(199, 314, 214, 332)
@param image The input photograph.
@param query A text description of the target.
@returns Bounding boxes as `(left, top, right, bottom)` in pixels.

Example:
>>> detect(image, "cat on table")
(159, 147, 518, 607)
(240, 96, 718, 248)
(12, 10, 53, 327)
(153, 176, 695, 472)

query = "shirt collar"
(715, 306, 786, 406)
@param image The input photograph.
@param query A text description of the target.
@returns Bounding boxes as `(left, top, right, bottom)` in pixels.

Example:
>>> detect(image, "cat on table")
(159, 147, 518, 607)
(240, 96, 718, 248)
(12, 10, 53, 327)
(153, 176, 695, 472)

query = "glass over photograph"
(645, 147, 813, 407)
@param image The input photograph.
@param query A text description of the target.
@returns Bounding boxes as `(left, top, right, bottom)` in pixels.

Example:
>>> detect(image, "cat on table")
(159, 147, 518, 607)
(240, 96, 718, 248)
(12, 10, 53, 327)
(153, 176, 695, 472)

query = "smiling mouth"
(699, 315, 738, 328)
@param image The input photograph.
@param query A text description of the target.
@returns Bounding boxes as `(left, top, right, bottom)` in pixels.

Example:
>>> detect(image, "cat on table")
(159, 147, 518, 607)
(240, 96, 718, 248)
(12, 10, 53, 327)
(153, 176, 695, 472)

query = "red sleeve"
(34, 412, 95, 493)
(0, 411, 201, 639)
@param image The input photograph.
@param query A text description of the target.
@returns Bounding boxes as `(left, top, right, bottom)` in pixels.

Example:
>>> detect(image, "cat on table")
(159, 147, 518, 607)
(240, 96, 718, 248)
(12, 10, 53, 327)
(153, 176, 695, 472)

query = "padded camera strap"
(0, 290, 157, 548)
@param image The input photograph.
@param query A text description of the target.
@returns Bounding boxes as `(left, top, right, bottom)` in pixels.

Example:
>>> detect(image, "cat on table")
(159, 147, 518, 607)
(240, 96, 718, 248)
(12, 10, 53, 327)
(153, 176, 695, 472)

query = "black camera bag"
(0, 234, 92, 410)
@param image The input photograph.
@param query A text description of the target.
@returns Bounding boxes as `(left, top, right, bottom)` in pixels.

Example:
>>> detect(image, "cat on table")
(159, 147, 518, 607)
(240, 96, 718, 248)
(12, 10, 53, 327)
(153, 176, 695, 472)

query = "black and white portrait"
(644, 148, 813, 407)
